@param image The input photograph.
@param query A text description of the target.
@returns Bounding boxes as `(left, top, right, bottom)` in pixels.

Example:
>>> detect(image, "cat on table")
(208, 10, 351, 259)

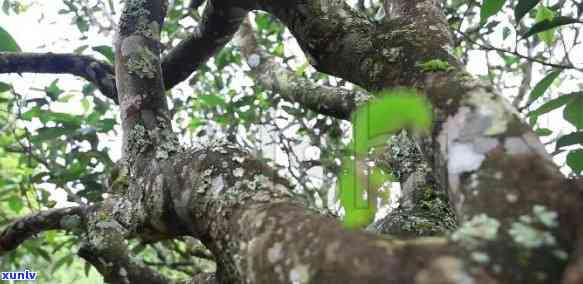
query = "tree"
(1, 0, 583, 283)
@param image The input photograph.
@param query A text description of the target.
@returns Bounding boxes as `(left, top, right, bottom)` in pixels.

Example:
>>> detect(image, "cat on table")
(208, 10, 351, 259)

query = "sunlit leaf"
(528, 92, 577, 117)
(557, 132, 583, 149)
(566, 149, 583, 174)
(523, 16, 580, 40)
(7, 195, 23, 213)
(0, 25, 21, 52)
(92, 45, 115, 63)
(515, 0, 540, 22)
(352, 89, 432, 155)
(340, 89, 431, 229)
(199, 94, 225, 107)
(535, 6, 556, 45)
(527, 70, 561, 105)
(480, 0, 506, 24)
(0, 81, 11, 93)
(564, 97, 583, 129)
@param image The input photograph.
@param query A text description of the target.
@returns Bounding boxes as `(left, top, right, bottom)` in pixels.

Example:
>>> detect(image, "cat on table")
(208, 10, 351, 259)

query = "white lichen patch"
(247, 54, 261, 68)
(532, 205, 558, 228)
(448, 143, 491, 174)
(508, 222, 556, 249)
(267, 242, 284, 263)
(466, 89, 513, 136)
(126, 47, 158, 79)
(289, 264, 310, 284)
(415, 256, 475, 284)
(451, 214, 500, 246)
(508, 205, 559, 249)
(211, 175, 225, 196)
(505, 193, 518, 203)
(470, 251, 490, 264)
(233, 168, 245, 177)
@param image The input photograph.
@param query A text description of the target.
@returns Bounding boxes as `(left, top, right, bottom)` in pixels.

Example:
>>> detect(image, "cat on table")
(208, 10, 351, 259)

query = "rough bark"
(2, 0, 583, 283)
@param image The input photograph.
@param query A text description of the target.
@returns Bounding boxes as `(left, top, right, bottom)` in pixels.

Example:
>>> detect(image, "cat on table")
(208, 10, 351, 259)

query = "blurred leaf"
(523, 16, 580, 39)
(199, 95, 225, 107)
(557, 132, 583, 149)
(527, 70, 561, 105)
(564, 96, 583, 129)
(566, 149, 583, 174)
(535, 6, 555, 45)
(528, 92, 577, 117)
(295, 62, 310, 77)
(52, 254, 74, 273)
(84, 262, 91, 277)
(2, 0, 9, 15)
(481, 0, 506, 24)
(515, 0, 540, 22)
(74, 45, 89, 54)
(7, 195, 23, 213)
(0, 25, 21, 52)
(0, 81, 11, 92)
(352, 89, 432, 155)
(340, 89, 431, 229)
(45, 79, 64, 101)
(534, 128, 552, 136)
(92, 45, 115, 63)
(75, 16, 89, 33)
(32, 126, 78, 143)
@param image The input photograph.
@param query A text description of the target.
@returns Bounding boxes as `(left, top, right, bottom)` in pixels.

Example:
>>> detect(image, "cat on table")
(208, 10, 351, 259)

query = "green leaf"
(534, 128, 552, 136)
(199, 95, 225, 107)
(75, 16, 89, 33)
(74, 44, 89, 54)
(535, 6, 556, 45)
(515, 0, 540, 22)
(7, 195, 23, 213)
(564, 97, 583, 129)
(45, 79, 64, 101)
(556, 132, 583, 149)
(352, 89, 432, 155)
(340, 89, 431, 229)
(21, 106, 42, 121)
(566, 149, 583, 174)
(32, 126, 77, 143)
(527, 70, 561, 105)
(338, 157, 377, 229)
(52, 254, 74, 272)
(523, 16, 580, 39)
(2, 0, 10, 15)
(0, 25, 21, 52)
(528, 92, 577, 117)
(481, 0, 506, 24)
(84, 262, 92, 277)
(92, 45, 115, 63)
(0, 81, 11, 93)
(294, 62, 310, 77)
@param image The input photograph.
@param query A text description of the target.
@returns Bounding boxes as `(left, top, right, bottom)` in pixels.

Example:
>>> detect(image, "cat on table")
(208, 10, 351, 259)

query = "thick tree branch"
(237, 17, 368, 120)
(0, 0, 247, 105)
(163, 0, 248, 89)
(237, 16, 453, 237)
(0, 206, 88, 254)
(79, 237, 175, 284)
(0, 52, 118, 102)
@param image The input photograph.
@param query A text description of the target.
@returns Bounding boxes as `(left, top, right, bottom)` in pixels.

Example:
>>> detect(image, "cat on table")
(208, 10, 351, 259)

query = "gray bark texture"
(2, 0, 583, 283)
